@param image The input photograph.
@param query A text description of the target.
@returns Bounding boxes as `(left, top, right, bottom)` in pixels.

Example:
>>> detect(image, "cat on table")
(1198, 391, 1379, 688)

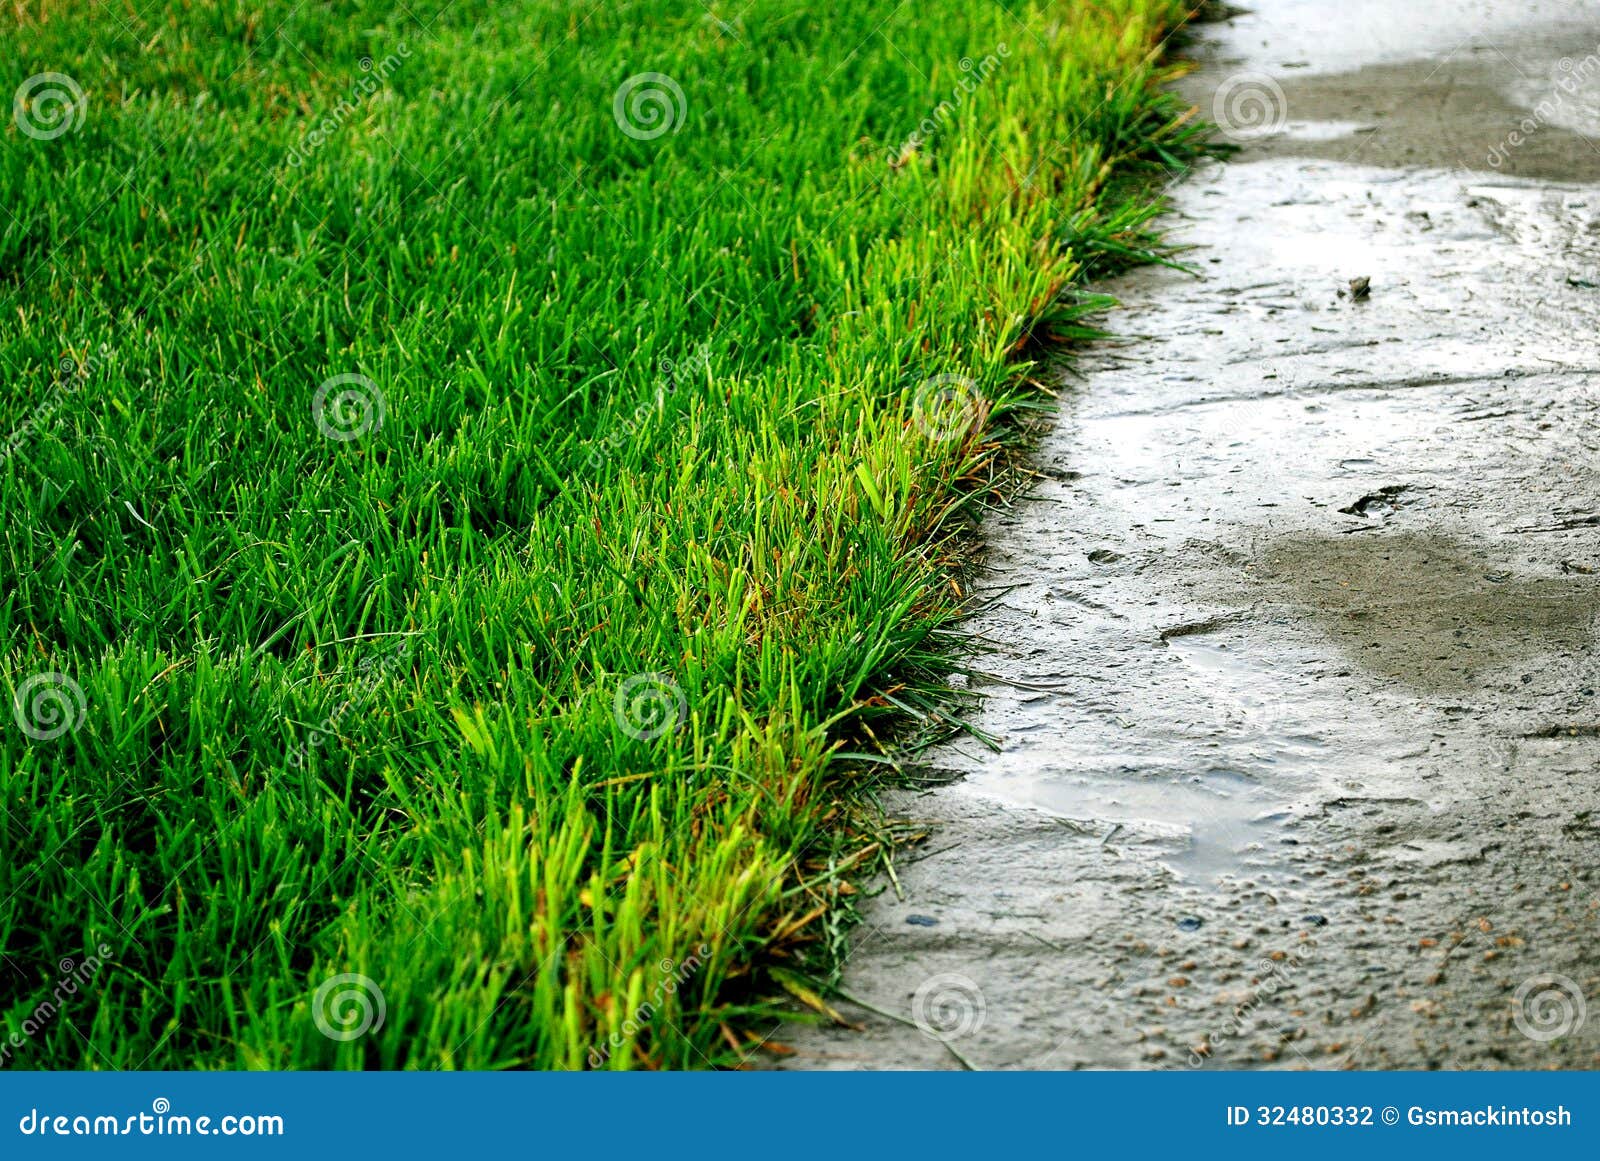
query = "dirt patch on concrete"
(1184, 0, 1600, 181)
(1253, 531, 1600, 691)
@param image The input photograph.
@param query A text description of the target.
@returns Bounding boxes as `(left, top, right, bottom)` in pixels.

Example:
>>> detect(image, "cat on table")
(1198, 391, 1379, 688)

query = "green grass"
(1, 0, 1199, 1069)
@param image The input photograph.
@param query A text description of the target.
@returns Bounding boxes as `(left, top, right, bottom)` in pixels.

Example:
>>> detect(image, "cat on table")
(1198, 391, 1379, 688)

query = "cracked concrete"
(778, 0, 1600, 1070)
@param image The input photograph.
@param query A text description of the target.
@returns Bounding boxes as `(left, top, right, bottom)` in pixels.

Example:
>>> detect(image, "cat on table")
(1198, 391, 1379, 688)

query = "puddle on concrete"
(1006, 764, 1279, 882)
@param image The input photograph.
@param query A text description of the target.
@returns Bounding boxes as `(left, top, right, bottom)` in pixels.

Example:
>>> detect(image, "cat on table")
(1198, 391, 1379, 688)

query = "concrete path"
(782, 0, 1600, 1070)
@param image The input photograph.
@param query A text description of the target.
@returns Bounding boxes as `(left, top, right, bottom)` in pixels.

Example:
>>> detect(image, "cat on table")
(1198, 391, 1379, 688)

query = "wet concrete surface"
(779, 0, 1600, 1069)
(1197, 0, 1600, 180)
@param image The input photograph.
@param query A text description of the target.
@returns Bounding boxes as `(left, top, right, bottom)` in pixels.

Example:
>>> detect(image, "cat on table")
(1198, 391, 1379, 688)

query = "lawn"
(1, 0, 1197, 1069)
